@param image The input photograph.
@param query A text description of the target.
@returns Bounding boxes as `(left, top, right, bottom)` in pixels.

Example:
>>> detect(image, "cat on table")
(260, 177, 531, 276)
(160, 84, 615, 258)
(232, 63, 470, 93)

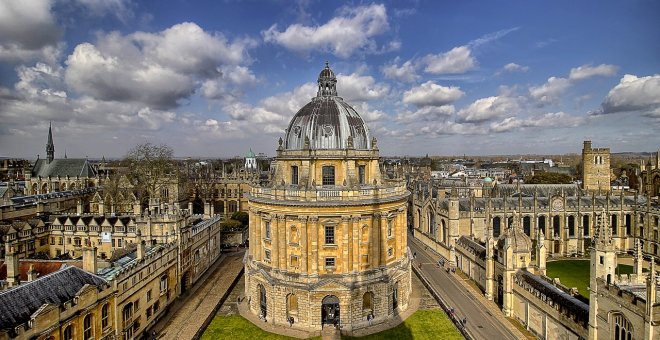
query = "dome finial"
(317, 61, 337, 97)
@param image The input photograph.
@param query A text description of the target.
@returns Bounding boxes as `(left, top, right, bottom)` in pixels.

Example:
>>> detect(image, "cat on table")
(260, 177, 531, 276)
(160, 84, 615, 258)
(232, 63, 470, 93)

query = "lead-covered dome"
(284, 62, 371, 150)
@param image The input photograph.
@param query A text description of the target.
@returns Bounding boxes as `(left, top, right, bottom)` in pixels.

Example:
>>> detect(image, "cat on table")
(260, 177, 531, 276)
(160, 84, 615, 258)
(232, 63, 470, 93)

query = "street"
(409, 236, 522, 340)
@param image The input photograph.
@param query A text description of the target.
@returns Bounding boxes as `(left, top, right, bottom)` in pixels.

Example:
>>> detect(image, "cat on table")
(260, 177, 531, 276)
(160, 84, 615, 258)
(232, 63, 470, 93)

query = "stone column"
(300, 216, 308, 273)
(351, 216, 360, 272)
(310, 216, 319, 273)
(278, 215, 287, 271)
(371, 213, 381, 268)
(272, 215, 279, 270)
(342, 216, 350, 272)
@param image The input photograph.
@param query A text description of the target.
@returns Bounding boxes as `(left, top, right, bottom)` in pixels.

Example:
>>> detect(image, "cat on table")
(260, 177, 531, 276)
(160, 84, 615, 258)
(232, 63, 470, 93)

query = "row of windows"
(289, 165, 367, 186)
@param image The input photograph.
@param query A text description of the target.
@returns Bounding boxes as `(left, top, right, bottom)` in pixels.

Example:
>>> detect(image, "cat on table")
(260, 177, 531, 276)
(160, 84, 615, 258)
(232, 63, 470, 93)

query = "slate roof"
(0, 260, 82, 281)
(0, 266, 107, 330)
(493, 184, 582, 198)
(517, 270, 589, 321)
(31, 158, 97, 178)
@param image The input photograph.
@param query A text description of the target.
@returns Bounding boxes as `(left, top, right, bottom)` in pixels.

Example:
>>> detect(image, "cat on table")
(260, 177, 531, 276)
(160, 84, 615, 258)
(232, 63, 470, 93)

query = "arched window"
(287, 293, 298, 316)
(625, 214, 632, 236)
(387, 219, 393, 238)
(362, 291, 374, 313)
(362, 225, 369, 242)
(523, 216, 531, 236)
(493, 217, 501, 238)
(290, 226, 299, 244)
(611, 214, 618, 235)
(83, 314, 93, 340)
(63, 325, 73, 340)
(538, 216, 546, 235)
(583, 215, 590, 236)
(613, 313, 633, 340)
(102, 303, 109, 328)
(568, 215, 575, 237)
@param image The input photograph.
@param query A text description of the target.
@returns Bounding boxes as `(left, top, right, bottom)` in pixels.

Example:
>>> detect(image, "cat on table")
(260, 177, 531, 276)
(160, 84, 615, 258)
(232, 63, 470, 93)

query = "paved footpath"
(154, 250, 245, 340)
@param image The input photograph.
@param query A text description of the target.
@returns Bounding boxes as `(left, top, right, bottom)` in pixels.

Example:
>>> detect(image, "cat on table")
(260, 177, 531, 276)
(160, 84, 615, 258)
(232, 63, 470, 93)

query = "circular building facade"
(245, 63, 411, 332)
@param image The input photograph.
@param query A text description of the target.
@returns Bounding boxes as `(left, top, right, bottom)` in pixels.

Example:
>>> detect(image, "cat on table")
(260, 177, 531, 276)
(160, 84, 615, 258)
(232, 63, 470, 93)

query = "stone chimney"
(27, 264, 38, 282)
(137, 229, 145, 260)
(82, 247, 97, 274)
(5, 245, 19, 287)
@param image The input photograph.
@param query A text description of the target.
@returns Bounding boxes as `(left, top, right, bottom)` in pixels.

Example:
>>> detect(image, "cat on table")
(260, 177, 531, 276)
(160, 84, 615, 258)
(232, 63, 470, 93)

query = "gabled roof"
(0, 266, 107, 330)
(31, 158, 97, 178)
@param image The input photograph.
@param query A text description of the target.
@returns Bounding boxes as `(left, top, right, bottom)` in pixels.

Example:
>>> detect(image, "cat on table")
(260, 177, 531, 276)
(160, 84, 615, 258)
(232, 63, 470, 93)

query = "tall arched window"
(362, 291, 374, 313)
(83, 314, 93, 340)
(102, 303, 109, 328)
(553, 215, 560, 238)
(523, 216, 531, 236)
(613, 313, 633, 340)
(583, 215, 590, 236)
(538, 215, 546, 235)
(493, 217, 501, 238)
(63, 325, 73, 340)
(286, 293, 298, 317)
(611, 214, 618, 235)
(568, 215, 575, 237)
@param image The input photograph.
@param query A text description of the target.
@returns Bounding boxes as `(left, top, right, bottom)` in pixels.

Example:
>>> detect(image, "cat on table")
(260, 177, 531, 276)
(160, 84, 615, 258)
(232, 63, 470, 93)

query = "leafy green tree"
(231, 211, 249, 226)
(526, 172, 573, 184)
(220, 219, 243, 229)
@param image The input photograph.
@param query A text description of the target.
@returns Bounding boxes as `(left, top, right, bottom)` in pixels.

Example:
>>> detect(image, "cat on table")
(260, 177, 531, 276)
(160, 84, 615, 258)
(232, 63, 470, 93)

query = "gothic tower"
(589, 209, 617, 339)
(582, 140, 610, 192)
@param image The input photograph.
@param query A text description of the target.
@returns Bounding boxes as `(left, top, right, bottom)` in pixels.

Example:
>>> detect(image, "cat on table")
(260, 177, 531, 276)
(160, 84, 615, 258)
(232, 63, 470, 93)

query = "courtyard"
(546, 259, 636, 298)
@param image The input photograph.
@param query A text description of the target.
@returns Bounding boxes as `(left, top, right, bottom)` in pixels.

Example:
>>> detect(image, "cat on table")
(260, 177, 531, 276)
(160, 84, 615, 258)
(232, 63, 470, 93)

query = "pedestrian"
(452, 267, 456, 273)
(463, 317, 467, 325)
(367, 312, 373, 325)
(413, 251, 417, 259)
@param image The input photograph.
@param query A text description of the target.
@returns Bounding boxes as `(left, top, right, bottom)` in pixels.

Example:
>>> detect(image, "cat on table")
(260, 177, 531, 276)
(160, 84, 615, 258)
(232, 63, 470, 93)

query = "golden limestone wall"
(582, 140, 611, 192)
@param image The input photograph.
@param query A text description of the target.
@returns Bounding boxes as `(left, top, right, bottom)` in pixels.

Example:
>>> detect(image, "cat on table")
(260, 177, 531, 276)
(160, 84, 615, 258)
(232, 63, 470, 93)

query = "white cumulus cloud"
(529, 77, 571, 106)
(0, 0, 62, 63)
(489, 112, 584, 132)
(422, 46, 476, 74)
(568, 64, 618, 80)
(596, 74, 660, 115)
(457, 95, 521, 123)
(381, 58, 420, 83)
(502, 63, 529, 73)
(402, 81, 464, 107)
(262, 4, 391, 58)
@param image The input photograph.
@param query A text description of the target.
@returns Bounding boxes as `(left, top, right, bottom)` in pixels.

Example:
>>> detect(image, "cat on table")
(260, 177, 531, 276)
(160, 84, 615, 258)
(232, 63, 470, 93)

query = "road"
(409, 236, 521, 340)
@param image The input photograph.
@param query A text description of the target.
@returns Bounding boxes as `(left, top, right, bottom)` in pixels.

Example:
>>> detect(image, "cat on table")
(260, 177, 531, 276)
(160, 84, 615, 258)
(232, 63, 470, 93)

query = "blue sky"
(0, 0, 658, 159)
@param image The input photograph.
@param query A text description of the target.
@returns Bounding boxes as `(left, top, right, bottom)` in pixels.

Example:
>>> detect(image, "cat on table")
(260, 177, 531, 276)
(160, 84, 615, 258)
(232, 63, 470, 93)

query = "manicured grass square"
(546, 259, 634, 299)
(202, 310, 462, 340)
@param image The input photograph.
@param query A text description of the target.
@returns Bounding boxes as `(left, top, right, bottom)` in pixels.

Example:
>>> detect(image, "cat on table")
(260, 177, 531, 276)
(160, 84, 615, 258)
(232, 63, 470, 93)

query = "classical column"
(300, 216, 309, 273)
(351, 216, 360, 272)
(310, 216, 319, 273)
(342, 216, 350, 272)
(272, 214, 279, 269)
(278, 215, 287, 271)
(372, 212, 381, 268)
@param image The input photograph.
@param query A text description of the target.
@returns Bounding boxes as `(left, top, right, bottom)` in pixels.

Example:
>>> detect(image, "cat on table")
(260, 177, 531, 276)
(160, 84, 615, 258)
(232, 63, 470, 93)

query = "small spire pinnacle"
(46, 121, 55, 163)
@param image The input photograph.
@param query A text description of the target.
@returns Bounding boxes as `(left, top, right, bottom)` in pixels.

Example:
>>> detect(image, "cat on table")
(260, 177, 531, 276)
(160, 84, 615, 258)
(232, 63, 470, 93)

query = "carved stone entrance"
(321, 295, 340, 327)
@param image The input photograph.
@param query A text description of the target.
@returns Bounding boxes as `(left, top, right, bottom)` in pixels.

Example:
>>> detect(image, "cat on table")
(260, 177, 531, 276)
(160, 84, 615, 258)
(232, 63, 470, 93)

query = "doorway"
(321, 295, 340, 327)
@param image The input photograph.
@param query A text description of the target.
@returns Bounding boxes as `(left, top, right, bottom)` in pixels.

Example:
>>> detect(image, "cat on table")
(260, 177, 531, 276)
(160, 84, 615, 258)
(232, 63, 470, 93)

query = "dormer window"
(291, 166, 299, 185)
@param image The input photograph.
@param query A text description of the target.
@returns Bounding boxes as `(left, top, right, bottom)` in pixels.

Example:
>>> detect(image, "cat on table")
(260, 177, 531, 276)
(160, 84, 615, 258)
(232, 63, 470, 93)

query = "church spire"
(46, 122, 55, 163)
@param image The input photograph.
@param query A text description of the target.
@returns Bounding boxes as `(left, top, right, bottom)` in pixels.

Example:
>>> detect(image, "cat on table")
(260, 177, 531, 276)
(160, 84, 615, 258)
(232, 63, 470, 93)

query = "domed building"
(244, 63, 411, 332)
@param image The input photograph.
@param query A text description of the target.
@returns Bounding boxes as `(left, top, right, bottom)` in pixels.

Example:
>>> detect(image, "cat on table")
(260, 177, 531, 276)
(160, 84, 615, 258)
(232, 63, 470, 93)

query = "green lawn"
(201, 310, 462, 340)
(546, 260, 635, 299)
(343, 309, 463, 340)
(201, 314, 307, 340)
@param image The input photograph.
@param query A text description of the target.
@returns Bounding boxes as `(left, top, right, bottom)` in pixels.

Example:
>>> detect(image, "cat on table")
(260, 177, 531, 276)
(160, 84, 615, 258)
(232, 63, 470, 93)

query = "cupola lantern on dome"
(284, 62, 371, 150)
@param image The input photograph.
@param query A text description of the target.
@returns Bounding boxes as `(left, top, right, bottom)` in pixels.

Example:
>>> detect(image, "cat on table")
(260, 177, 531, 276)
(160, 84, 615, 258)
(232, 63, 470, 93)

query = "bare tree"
(125, 142, 175, 205)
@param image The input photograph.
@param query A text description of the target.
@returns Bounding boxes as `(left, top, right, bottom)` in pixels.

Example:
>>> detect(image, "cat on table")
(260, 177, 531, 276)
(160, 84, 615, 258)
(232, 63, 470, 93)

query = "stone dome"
(284, 62, 371, 150)
(496, 214, 532, 252)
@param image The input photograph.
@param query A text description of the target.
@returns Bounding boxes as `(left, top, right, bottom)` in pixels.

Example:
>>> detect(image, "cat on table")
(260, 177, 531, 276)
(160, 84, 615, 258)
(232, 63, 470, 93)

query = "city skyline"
(0, 0, 659, 159)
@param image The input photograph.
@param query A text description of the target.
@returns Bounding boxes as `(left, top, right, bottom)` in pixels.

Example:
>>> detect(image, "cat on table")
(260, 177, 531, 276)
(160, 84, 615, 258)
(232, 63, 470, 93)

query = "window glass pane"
(291, 166, 298, 185)
(325, 226, 335, 244)
(322, 166, 335, 186)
